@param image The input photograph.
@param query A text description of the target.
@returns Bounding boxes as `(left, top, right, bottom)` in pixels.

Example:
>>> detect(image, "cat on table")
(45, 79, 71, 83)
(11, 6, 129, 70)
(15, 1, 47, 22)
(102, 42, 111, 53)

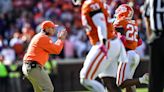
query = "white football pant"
(80, 38, 128, 92)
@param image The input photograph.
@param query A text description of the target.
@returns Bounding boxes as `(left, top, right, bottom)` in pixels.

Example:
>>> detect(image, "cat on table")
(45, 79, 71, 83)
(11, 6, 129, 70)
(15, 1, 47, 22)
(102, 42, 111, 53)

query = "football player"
(72, 0, 128, 92)
(102, 4, 149, 92)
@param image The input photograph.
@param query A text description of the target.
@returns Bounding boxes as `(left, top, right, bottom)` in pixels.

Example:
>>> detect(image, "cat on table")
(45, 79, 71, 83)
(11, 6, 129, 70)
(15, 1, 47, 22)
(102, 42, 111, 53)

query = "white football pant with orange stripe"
(80, 38, 128, 92)
(116, 50, 140, 86)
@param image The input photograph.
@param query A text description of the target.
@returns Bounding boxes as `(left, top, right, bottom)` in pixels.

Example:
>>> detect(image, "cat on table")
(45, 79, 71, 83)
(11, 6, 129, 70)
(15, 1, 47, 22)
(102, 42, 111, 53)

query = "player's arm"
(90, 9, 107, 45)
(143, 0, 152, 41)
(114, 20, 125, 35)
(114, 21, 127, 45)
(144, 17, 151, 38)
(137, 34, 142, 46)
(115, 27, 124, 35)
(89, 9, 108, 56)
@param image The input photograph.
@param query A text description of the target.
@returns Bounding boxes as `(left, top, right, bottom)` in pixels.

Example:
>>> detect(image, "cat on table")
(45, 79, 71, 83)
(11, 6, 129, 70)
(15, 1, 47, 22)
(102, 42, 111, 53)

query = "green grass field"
(136, 88, 148, 92)
(122, 88, 148, 92)
(67, 88, 148, 92)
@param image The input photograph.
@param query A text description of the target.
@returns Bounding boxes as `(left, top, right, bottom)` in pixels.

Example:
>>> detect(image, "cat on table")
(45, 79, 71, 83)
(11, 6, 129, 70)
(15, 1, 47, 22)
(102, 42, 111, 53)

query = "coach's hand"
(57, 26, 67, 40)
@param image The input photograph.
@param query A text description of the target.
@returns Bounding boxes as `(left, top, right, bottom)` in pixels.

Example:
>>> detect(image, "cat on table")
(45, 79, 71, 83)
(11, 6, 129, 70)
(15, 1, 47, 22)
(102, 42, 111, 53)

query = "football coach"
(22, 20, 67, 92)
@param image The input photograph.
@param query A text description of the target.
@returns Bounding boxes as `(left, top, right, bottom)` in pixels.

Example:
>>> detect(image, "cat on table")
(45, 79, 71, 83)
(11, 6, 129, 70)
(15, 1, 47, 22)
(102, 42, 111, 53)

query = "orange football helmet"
(115, 4, 134, 19)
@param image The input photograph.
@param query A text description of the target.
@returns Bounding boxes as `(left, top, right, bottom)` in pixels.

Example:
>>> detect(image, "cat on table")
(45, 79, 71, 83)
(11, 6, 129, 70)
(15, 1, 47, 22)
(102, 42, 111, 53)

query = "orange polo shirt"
(23, 33, 64, 66)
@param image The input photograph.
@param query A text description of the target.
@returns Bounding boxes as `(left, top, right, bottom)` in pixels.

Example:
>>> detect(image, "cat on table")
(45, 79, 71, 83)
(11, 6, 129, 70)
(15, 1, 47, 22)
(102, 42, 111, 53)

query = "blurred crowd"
(0, 0, 149, 92)
(0, 0, 147, 66)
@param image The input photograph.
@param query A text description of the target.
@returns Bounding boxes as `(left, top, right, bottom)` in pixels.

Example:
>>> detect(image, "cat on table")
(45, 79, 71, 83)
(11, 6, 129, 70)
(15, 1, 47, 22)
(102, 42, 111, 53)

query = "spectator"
(9, 31, 24, 60)
(0, 55, 8, 92)
(0, 0, 12, 14)
(8, 62, 21, 92)
(64, 34, 75, 58)
(21, 22, 35, 43)
(0, 35, 8, 51)
(1, 44, 16, 65)
(0, 0, 149, 60)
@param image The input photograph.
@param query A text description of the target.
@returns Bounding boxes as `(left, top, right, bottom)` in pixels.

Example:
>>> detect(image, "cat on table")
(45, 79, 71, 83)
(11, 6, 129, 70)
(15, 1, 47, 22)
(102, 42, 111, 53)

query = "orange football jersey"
(23, 33, 64, 66)
(114, 19, 139, 50)
(81, 0, 115, 45)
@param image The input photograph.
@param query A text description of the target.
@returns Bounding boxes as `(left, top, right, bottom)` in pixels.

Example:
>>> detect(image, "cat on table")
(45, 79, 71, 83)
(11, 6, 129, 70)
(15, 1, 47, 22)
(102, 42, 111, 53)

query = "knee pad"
(80, 78, 105, 92)
(133, 53, 140, 66)
(128, 51, 140, 67)
(80, 78, 91, 87)
(80, 78, 85, 85)
(80, 78, 93, 90)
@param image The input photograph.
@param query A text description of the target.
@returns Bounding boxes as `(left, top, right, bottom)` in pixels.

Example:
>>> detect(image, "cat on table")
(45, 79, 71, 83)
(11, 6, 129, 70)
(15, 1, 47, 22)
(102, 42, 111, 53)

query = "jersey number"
(82, 3, 100, 32)
(90, 3, 100, 10)
(126, 24, 138, 41)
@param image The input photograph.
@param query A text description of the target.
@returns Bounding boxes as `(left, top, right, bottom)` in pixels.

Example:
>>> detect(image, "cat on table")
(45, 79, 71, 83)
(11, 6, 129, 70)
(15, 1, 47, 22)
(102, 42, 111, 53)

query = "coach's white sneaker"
(139, 73, 149, 84)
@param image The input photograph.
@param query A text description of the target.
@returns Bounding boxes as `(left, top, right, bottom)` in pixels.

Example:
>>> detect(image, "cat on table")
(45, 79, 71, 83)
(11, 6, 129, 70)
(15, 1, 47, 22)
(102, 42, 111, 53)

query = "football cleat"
(139, 73, 149, 84)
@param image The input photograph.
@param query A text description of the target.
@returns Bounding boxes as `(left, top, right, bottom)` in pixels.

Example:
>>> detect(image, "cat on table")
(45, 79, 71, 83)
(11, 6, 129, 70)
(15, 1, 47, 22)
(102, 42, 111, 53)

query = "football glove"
(99, 44, 108, 57)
